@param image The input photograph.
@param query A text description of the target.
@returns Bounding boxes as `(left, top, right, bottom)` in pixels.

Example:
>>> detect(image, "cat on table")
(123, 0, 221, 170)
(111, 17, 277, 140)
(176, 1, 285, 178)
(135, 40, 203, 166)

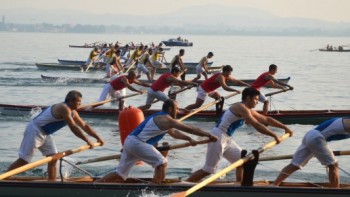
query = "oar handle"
(178, 92, 239, 121)
(76, 154, 121, 165)
(0, 143, 101, 180)
(156, 139, 211, 151)
(265, 88, 291, 97)
(78, 99, 115, 109)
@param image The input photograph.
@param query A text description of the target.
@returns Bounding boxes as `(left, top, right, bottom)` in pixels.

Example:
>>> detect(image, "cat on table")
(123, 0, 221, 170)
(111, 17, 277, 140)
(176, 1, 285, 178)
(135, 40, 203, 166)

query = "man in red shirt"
(138, 67, 197, 111)
(185, 65, 249, 110)
(97, 71, 150, 110)
(251, 64, 293, 114)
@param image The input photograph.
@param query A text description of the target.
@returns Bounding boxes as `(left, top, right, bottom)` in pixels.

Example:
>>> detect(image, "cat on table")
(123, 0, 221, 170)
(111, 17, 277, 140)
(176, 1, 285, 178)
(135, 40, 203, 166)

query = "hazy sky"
(2, 0, 350, 22)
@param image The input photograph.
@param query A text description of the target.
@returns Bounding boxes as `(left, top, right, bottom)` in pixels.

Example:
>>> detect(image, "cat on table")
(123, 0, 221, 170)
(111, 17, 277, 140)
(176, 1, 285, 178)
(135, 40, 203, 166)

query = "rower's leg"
(328, 163, 339, 188)
(273, 163, 299, 186)
(47, 158, 57, 181)
(262, 100, 269, 115)
(185, 98, 204, 110)
(7, 158, 28, 172)
(186, 169, 210, 182)
(153, 163, 167, 184)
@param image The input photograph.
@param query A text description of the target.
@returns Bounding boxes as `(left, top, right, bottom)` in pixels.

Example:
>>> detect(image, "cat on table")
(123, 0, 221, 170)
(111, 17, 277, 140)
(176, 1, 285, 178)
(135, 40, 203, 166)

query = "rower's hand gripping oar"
(0, 143, 102, 180)
(170, 133, 291, 197)
(78, 91, 146, 109)
(76, 92, 240, 165)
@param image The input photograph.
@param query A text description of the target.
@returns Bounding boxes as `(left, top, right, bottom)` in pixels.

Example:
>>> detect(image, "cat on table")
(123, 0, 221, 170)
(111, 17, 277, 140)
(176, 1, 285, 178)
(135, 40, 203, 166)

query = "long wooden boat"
(57, 59, 212, 67)
(40, 75, 290, 87)
(1, 103, 348, 125)
(319, 49, 350, 52)
(57, 59, 105, 66)
(35, 63, 102, 71)
(1, 176, 350, 197)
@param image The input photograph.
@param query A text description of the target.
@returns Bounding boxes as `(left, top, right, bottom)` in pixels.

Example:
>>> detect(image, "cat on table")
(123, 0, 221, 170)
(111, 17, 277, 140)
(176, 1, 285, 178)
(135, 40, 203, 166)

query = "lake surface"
(0, 32, 350, 184)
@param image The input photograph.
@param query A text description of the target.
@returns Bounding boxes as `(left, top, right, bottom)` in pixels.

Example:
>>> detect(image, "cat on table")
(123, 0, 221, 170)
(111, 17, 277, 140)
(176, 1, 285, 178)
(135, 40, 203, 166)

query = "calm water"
(0, 32, 350, 184)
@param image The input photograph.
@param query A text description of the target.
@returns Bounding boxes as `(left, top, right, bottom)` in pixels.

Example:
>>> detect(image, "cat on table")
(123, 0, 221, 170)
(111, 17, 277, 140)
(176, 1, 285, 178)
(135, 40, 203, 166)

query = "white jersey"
(215, 107, 244, 136)
(315, 117, 350, 142)
(32, 104, 68, 135)
(129, 111, 168, 145)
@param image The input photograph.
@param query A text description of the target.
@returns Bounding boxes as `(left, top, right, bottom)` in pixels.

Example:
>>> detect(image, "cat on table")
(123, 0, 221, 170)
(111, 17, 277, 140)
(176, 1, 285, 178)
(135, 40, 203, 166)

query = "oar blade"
(170, 191, 186, 197)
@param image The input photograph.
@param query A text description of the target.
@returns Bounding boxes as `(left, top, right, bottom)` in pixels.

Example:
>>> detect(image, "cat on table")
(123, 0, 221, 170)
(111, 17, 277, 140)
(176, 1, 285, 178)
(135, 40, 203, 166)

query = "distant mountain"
(1, 4, 349, 32)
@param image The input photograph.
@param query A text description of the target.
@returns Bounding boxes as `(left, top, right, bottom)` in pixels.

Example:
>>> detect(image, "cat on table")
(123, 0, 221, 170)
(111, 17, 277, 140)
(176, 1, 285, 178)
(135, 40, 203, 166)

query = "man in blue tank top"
(274, 117, 350, 188)
(96, 99, 217, 184)
(187, 87, 293, 183)
(7, 90, 105, 181)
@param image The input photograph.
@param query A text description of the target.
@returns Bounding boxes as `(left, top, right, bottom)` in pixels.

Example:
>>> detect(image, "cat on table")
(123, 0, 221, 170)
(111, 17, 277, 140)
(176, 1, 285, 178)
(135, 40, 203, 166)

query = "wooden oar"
(178, 92, 239, 121)
(0, 143, 101, 180)
(78, 92, 144, 109)
(76, 139, 211, 165)
(153, 85, 194, 104)
(259, 150, 350, 162)
(170, 133, 291, 197)
(125, 59, 137, 73)
(265, 88, 292, 97)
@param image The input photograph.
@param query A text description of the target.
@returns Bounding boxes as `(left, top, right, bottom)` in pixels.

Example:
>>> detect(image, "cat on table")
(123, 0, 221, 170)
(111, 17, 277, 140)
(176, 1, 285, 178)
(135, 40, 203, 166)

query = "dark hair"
(171, 66, 181, 74)
(222, 65, 233, 72)
(242, 88, 260, 101)
(128, 70, 136, 77)
(179, 49, 185, 54)
(269, 64, 277, 71)
(162, 99, 175, 111)
(208, 52, 214, 56)
(115, 49, 121, 55)
(65, 90, 82, 102)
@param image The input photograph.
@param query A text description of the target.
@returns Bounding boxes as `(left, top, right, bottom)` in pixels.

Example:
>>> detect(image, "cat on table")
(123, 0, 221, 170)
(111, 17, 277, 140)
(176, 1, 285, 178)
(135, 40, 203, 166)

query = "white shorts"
(258, 92, 268, 103)
(115, 135, 167, 180)
(291, 129, 337, 168)
(19, 121, 58, 162)
(196, 64, 205, 75)
(202, 128, 242, 174)
(152, 60, 166, 68)
(145, 87, 169, 105)
(97, 83, 126, 104)
(136, 63, 149, 74)
(197, 86, 217, 101)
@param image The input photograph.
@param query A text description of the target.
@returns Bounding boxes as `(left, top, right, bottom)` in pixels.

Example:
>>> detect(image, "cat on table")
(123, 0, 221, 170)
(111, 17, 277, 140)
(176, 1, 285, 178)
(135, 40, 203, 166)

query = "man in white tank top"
(187, 87, 293, 183)
(96, 99, 217, 184)
(7, 90, 105, 181)
(274, 117, 350, 188)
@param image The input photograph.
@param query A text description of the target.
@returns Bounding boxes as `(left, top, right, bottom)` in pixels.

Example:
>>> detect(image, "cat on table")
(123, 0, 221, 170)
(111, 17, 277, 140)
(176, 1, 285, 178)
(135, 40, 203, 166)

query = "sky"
(1, 0, 350, 23)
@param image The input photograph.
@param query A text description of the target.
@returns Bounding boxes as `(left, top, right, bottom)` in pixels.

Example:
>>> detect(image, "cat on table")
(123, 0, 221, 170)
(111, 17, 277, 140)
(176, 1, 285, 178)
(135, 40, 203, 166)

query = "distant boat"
(162, 38, 193, 47)
(319, 48, 350, 52)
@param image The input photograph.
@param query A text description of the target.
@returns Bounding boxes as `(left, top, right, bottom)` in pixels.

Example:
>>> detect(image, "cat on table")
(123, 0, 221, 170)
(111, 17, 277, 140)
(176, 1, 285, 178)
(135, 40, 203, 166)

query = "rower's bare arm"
(60, 107, 94, 147)
(230, 76, 251, 87)
(73, 113, 105, 145)
(167, 119, 217, 141)
(134, 79, 151, 87)
(219, 76, 240, 92)
(240, 107, 280, 141)
(253, 111, 293, 136)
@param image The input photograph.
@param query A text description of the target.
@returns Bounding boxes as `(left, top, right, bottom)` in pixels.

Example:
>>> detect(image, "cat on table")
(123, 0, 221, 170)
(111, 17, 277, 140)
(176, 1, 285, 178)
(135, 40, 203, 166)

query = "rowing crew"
(5, 86, 349, 188)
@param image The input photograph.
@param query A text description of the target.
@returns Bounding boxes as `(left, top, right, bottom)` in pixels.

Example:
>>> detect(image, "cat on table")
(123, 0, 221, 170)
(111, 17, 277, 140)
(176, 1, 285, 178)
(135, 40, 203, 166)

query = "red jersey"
(200, 73, 227, 92)
(251, 72, 271, 90)
(110, 75, 132, 90)
(150, 73, 172, 92)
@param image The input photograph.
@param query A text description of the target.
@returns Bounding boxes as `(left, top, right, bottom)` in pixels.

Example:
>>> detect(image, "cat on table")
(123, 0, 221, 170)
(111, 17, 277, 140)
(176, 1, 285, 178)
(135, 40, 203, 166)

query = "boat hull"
(40, 75, 290, 87)
(318, 49, 350, 52)
(162, 41, 193, 47)
(0, 179, 349, 197)
(35, 63, 103, 71)
(0, 104, 348, 125)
